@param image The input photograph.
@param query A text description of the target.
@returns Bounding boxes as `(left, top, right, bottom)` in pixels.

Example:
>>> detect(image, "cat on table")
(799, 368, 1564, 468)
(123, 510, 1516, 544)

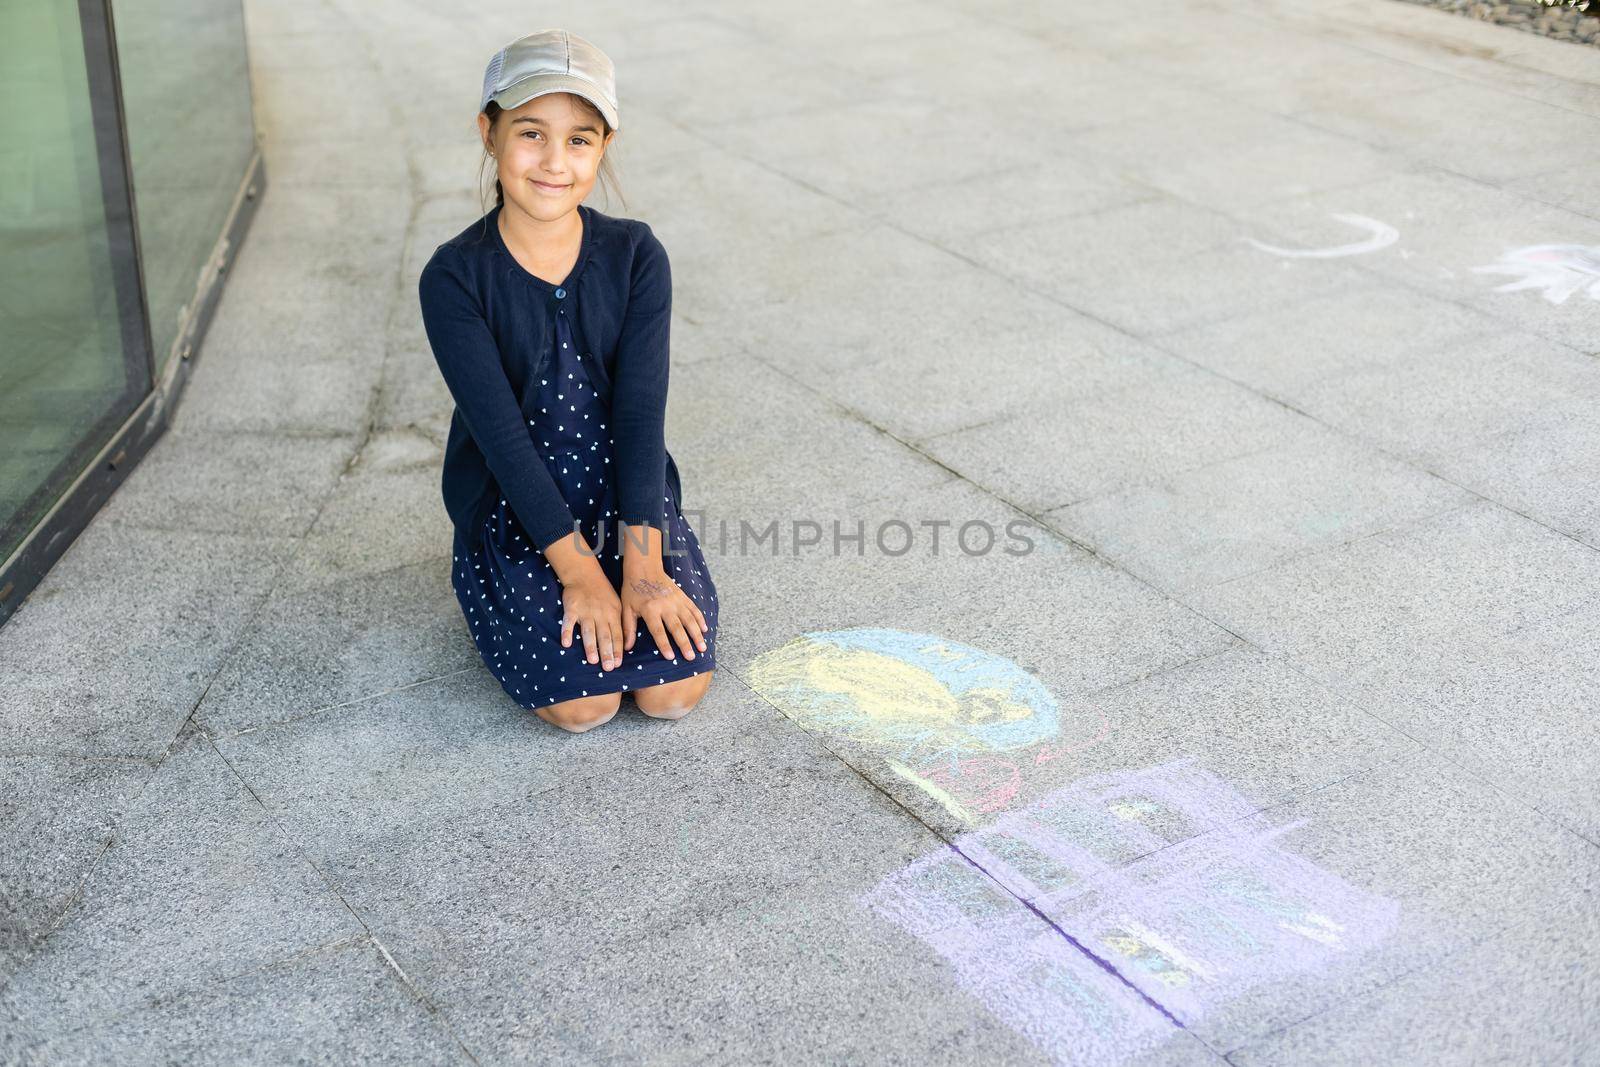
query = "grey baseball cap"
(479, 29, 620, 132)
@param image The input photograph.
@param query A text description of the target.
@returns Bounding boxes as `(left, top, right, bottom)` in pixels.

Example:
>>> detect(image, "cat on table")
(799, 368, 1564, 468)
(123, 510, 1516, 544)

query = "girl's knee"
(537, 693, 621, 733)
(639, 702, 693, 721)
(634, 672, 713, 720)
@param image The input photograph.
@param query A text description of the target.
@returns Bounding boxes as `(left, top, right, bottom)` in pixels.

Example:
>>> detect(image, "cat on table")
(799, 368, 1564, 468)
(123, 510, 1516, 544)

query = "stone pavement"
(4, 0, 1600, 1062)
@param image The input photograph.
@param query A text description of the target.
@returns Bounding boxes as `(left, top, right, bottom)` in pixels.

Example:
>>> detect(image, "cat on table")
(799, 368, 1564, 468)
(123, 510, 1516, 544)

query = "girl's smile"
(479, 91, 616, 274)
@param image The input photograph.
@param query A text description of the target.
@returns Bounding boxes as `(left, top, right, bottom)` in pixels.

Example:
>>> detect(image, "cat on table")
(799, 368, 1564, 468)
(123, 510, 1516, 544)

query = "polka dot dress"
(450, 290, 718, 711)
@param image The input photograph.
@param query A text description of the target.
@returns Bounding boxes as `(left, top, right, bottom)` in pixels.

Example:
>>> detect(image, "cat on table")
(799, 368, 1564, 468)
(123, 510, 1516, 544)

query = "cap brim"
(491, 73, 619, 131)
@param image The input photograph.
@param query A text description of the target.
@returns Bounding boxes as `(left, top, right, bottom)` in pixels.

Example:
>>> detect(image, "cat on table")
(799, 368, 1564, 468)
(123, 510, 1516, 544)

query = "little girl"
(418, 29, 718, 734)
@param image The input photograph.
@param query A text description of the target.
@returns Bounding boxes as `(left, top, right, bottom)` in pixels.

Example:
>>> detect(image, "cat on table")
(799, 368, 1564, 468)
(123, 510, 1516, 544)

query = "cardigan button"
(554, 287, 566, 299)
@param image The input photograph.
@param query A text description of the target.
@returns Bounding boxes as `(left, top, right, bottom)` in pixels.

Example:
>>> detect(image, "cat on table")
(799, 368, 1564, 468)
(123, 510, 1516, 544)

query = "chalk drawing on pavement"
(1242, 213, 1399, 259)
(862, 757, 1400, 1066)
(748, 628, 1109, 825)
(1470, 243, 1600, 304)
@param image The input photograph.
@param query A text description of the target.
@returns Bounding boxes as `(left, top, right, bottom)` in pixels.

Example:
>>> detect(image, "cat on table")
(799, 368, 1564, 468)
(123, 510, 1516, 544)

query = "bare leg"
(632, 671, 714, 720)
(535, 692, 623, 733)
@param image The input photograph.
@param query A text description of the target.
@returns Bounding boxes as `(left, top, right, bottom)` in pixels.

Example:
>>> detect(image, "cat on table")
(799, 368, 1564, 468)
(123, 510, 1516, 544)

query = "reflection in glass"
(0, 1, 148, 563)
(116, 0, 256, 375)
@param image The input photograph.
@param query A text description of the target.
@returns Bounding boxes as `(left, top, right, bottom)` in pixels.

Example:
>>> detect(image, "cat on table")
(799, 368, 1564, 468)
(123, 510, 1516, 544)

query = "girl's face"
(481, 92, 613, 220)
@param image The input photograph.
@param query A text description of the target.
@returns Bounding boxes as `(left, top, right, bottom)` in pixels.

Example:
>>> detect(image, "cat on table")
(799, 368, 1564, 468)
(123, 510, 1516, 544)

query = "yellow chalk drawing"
(748, 628, 1060, 759)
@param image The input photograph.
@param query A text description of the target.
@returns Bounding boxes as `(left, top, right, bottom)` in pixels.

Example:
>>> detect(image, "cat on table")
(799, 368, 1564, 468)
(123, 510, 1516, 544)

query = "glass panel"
(115, 0, 255, 375)
(0, 0, 150, 564)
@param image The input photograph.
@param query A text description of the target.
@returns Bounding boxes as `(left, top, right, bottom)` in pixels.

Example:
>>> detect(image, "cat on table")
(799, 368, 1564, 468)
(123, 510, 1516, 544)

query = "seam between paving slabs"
(202, 731, 481, 1065)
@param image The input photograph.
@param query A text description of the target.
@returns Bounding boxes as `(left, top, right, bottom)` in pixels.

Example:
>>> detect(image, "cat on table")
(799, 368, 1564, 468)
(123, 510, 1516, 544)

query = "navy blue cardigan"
(418, 202, 682, 554)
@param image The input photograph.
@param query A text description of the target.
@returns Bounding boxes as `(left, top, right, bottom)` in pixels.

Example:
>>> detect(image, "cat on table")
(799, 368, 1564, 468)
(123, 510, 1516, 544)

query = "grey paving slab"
(611, 138, 865, 256)
(406, 137, 503, 205)
(833, 19, 1192, 131)
(1065, 94, 1402, 217)
(1503, 157, 1600, 223)
(201, 274, 393, 369)
(786, 299, 1178, 444)
(728, 0, 985, 50)
(917, 357, 1313, 513)
(1072, 5, 1322, 90)
(676, 216, 1075, 397)
(855, 158, 1158, 244)
(1156, 278, 1506, 400)
(210, 665, 751, 875)
(657, 311, 753, 371)
(1186, 498, 1600, 842)
(273, 431, 455, 596)
(92, 425, 356, 538)
(382, 195, 483, 431)
(622, 34, 870, 131)
(1227, 883, 1600, 1066)
(1313, 598, 1600, 844)
(256, 63, 396, 148)
(195, 555, 473, 737)
(0, 726, 362, 1044)
(701, 92, 1050, 204)
(1061, 646, 1422, 808)
(1288, 329, 1600, 496)
(934, 0, 1172, 35)
(1043, 233, 1377, 339)
(0, 521, 297, 759)
(1287, 78, 1600, 185)
(258, 130, 407, 190)
(1201, 31, 1463, 119)
(813, 16, 1213, 148)
(371, 334, 456, 432)
(1436, 418, 1600, 549)
(280, 702, 1066, 1065)
(1044, 424, 1475, 594)
(1190, 499, 1600, 691)
(240, 26, 351, 72)
(171, 326, 383, 436)
(222, 183, 409, 294)
(171, 191, 408, 437)
(0, 999, 30, 1067)
(259, 54, 416, 147)
(961, 197, 1247, 307)
(663, 355, 965, 524)
(0, 756, 153, 986)
(599, 10, 768, 62)
(636, 156, 870, 342)
(1244, 0, 1600, 117)
(11, 936, 466, 1067)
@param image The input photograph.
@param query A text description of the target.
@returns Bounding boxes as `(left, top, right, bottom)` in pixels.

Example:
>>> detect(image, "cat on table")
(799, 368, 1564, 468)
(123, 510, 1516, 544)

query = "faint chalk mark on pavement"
(1242, 213, 1400, 259)
(1471, 243, 1600, 304)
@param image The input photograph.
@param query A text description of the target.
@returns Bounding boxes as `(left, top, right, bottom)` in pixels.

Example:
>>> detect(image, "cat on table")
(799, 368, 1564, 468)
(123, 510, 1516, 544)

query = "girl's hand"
(621, 567, 708, 664)
(561, 574, 624, 671)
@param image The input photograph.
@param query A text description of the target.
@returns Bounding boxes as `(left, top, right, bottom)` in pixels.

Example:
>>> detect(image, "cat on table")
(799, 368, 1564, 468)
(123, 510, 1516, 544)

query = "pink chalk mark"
(920, 756, 1024, 816)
